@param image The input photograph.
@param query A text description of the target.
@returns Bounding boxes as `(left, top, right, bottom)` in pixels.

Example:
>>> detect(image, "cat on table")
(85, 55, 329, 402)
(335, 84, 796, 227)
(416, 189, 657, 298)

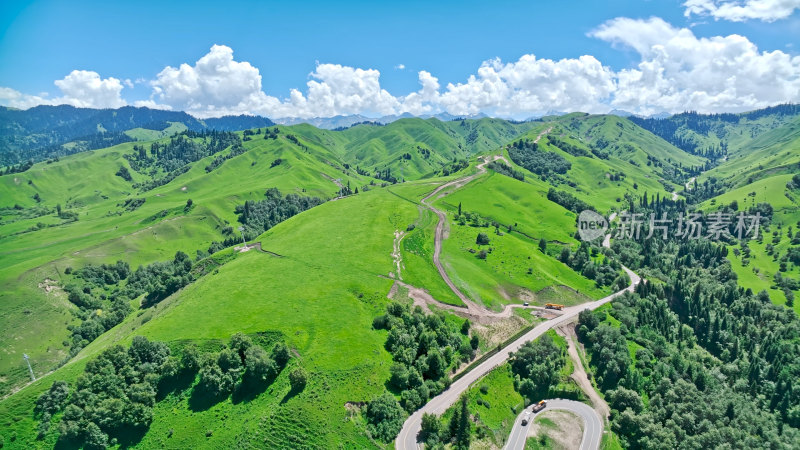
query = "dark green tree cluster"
(125, 251, 194, 307)
(365, 391, 406, 442)
(133, 165, 190, 192)
(487, 160, 524, 181)
(263, 127, 280, 139)
(33, 381, 70, 437)
(0, 159, 34, 175)
(558, 241, 627, 289)
(418, 396, 471, 449)
(114, 165, 132, 181)
(546, 188, 593, 214)
(204, 141, 246, 172)
(36, 337, 174, 448)
(545, 135, 591, 157)
(374, 167, 398, 183)
(441, 159, 469, 176)
(234, 188, 324, 241)
(454, 209, 491, 228)
(508, 139, 571, 176)
(374, 302, 472, 413)
(72, 261, 131, 287)
(125, 130, 240, 173)
(120, 197, 146, 212)
(62, 262, 134, 354)
(579, 229, 800, 447)
(195, 333, 291, 399)
(789, 173, 800, 190)
(509, 334, 566, 399)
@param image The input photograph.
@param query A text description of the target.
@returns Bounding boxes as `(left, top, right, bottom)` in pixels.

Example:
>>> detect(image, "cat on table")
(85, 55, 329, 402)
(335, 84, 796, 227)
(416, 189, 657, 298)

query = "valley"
(0, 105, 799, 449)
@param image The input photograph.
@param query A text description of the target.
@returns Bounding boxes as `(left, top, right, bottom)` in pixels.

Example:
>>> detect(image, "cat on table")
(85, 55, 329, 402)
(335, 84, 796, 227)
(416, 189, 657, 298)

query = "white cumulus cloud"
(591, 16, 800, 114)
(0, 71, 128, 109)
(436, 54, 616, 117)
(53, 70, 127, 108)
(2, 24, 799, 118)
(149, 44, 275, 117)
(286, 63, 402, 118)
(684, 0, 800, 22)
(0, 87, 52, 109)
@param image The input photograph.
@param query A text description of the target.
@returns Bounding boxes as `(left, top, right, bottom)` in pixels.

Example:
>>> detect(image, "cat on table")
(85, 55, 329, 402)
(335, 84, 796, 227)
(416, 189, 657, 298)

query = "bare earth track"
(396, 126, 640, 449)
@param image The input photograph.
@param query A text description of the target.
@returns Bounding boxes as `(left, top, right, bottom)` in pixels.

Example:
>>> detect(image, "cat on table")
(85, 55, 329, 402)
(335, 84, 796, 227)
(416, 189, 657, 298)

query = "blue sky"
(1, 0, 799, 118)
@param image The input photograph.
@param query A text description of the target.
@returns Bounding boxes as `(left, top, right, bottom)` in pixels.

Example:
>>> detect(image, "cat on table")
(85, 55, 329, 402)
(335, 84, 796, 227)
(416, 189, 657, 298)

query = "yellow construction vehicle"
(544, 303, 564, 310)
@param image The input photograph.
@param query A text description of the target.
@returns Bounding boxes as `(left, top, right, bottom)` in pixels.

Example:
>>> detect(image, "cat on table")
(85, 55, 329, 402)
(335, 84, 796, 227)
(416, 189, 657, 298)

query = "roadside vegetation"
(418, 330, 580, 449)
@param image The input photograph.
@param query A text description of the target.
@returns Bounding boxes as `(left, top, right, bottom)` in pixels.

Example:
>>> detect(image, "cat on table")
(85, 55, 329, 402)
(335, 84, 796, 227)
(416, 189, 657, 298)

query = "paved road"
(396, 133, 637, 449)
(505, 399, 603, 450)
(395, 265, 640, 449)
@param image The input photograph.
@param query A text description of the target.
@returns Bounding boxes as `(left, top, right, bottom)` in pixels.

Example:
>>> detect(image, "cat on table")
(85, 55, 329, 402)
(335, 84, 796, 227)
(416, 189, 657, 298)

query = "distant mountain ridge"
(0, 105, 274, 166)
(272, 112, 489, 129)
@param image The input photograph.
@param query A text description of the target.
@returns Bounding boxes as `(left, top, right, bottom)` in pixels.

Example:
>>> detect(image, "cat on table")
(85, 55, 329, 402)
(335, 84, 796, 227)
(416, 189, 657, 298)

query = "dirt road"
(557, 324, 610, 421)
(419, 126, 551, 316)
(396, 172, 639, 449)
(419, 154, 508, 315)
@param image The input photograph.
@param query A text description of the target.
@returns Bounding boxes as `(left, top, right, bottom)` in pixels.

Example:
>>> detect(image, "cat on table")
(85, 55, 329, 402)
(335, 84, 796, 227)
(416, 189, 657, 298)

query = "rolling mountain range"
(0, 105, 798, 449)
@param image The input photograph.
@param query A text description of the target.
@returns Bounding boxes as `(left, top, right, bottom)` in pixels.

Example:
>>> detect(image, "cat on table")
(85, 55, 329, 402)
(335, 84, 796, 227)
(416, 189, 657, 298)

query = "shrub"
(289, 367, 308, 392)
(366, 392, 406, 441)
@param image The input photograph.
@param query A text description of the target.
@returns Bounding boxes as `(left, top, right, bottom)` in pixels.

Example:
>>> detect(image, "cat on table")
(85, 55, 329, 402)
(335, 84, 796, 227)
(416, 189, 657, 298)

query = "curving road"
(395, 264, 639, 449)
(505, 399, 603, 450)
(420, 154, 508, 314)
(419, 126, 552, 316)
(396, 129, 638, 449)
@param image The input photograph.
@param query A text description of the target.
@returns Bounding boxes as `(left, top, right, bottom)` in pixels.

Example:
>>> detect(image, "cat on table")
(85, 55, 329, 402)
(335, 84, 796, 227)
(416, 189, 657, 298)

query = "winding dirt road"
(396, 129, 640, 449)
(419, 126, 552, 316)
(420, 154, 508, 315)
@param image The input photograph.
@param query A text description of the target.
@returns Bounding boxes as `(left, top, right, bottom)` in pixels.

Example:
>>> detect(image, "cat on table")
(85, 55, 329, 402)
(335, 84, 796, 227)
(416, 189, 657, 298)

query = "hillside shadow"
(54, 426, 147, 450)
(114, 425, 149, 449)
(280, 383, 305, 405)
(157, 370, 197, 402)
(55, 437, 83, 450)
(188, 386, 228, 412)
(231, 375, 272, 404)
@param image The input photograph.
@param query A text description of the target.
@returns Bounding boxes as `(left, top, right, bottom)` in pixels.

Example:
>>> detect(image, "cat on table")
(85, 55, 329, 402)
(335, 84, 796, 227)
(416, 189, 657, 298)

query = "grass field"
(0, 184, 423, 448)
(0, 131, 374, 394)
(696, 173, 800, 312)
(433, 172, 610, 310)
(500, 116, 706, 214)
(5, 110, 794, 448)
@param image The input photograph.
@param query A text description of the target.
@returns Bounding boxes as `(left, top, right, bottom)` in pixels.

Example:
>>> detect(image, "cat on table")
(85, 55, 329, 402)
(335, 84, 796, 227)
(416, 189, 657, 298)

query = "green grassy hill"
(502, 116, 706, 212)
(684, 112, 800, 311)
(0, 112, 740, 449)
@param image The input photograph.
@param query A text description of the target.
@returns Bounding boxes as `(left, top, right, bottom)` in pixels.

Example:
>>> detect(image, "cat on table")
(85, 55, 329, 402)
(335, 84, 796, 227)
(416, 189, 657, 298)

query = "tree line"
(34, 333, 294, 449)
(576, 208, 800, 447)
(125, 130, 241, 174)
(507, 139, 571, 177)
(233, 188, 325, 242)
(367, 302, 479, 441)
